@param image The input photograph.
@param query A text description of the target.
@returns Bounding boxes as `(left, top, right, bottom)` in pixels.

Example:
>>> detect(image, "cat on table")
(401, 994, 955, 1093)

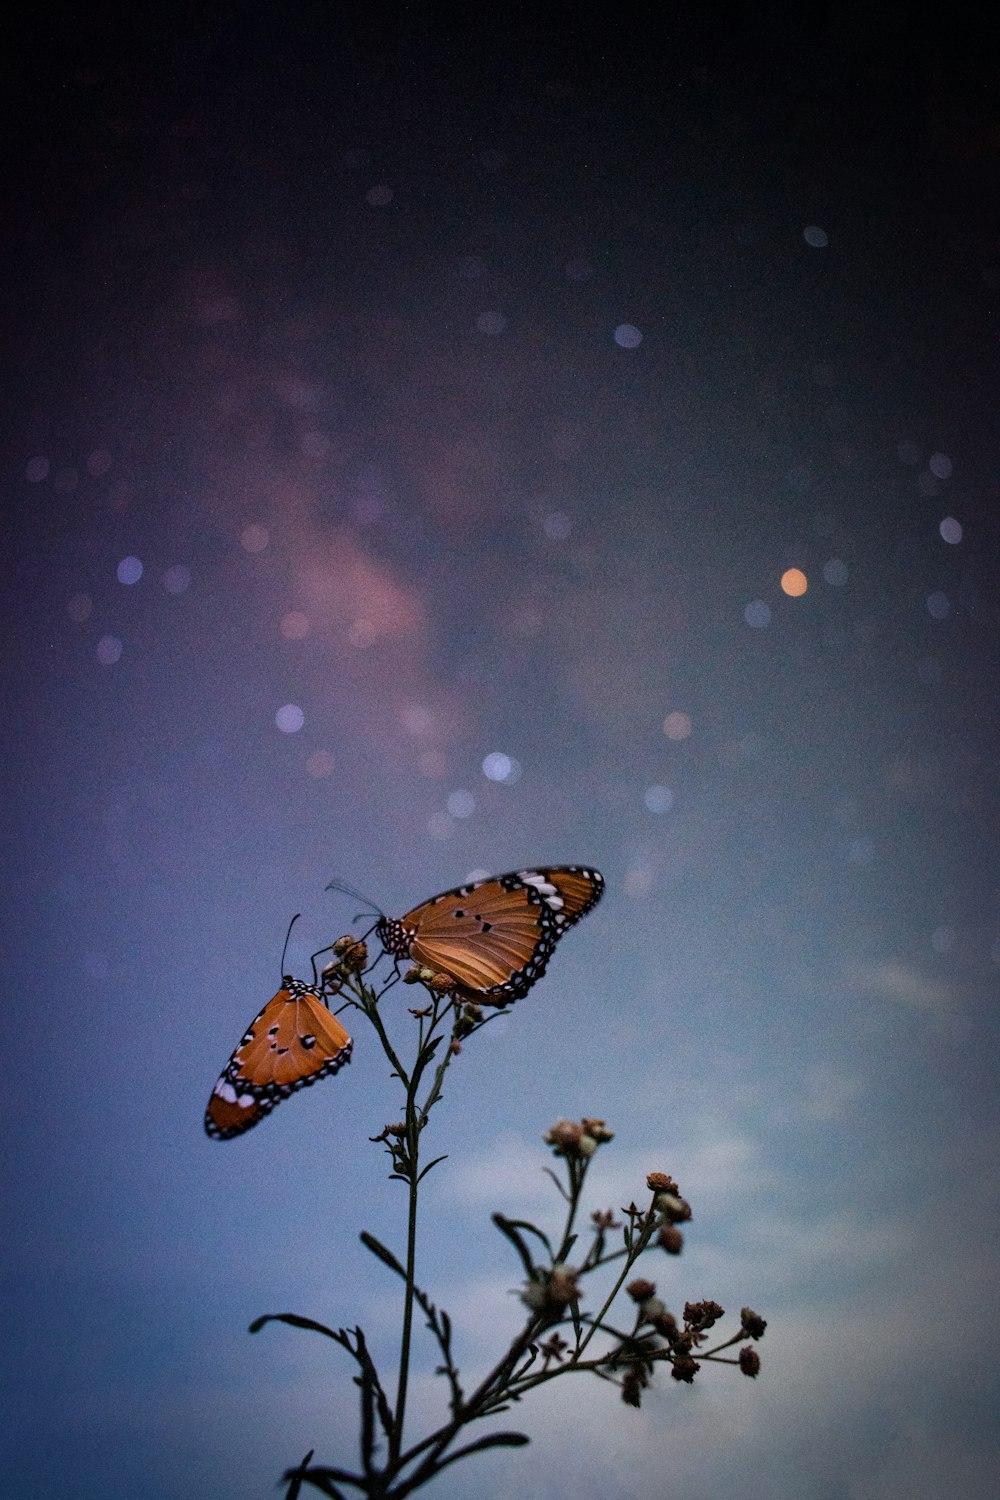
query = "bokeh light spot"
(939, 517, 962, 544)
(929, 452, 953, 479)
(744, 600, 771, 628)
(240, 523, 269, 553)
(482, 751, 511, 781)
(476, 310, 508, 335)
(301, 431, 331, 459)
(644, 784, 674, 813)
(281, 611, 310, 639)
(306, 750, 335, 778)
(823, 558, 848, 586)
(447, 789, 475, 818)
(366, 184, 394, 206)
(349, 617, 378, 647)
(803, 225, 828, 247)
(543, 511, 572, 540)
(275, 704, 305, 733)
(401, 704, 434, 736)
(67, 592, 92, 622)
(662, 711, 692, 741)
(427, 810, 455, 839)
(86, 448, 112, 476)
(163, 565, 191, 594)
(613, 323, 642, 348)
(117, 555, 143, 585)
(926, 591, 950, 620)
(96, 635, 122, 665)
(25, 456, 49, 483)
(931, 924, 956, 954)
(781, 567, 808, 597)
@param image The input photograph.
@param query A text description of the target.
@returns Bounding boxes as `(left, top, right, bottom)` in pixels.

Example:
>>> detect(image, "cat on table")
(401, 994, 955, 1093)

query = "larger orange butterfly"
(205, 974, 352, 1140)
(370, 865, 604, 1005)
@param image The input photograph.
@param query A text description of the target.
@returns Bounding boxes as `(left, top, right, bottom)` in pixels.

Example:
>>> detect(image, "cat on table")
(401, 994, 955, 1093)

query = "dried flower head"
(581, 1118, 614, 1143)
(621, 1370, 644, 1407)
(658, 1224, 684, 1255)
(520, 1264, 582, 1315)
(546, 1264, 582, 1309)
(646, 1172, 679, 1194)
(738, 1346, 761, 1377)
(684, 1300, 725, 1332)
(332, 937, 368, 972)
(740, 1307, 767, 1339)
(652, 1311, 679, 1341)
(670, 1355, 699, 1384)
(402, 967, 422, 984)
(539, 1332, 569, 1363)
(627, 1278, 656, 1303)
(544, 1119, 584, 1155)
(658, 1193, 692, 1223)
(428, 972, 456, 994)
(591, 1208, 620, 1231)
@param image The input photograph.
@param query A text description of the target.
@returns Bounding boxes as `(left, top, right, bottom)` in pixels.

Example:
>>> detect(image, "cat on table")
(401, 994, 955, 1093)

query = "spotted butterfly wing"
(205, 977, 352, 1139)
(376, 865, 603, 1005)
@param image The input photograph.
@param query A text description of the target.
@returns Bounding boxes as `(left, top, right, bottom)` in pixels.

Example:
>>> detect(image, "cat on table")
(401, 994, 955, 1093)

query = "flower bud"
(646, 1171, 679, 1194)
(670, 1355, 699, 1383)
(658, 1225, 683, 1255)
(581, 1118, 614, 1142)
(544, 1119, 584, 1155)
(627, 1278, 656, 1303)
(740, 1308, 767, 1339)
(739, 1346, 761, 1377)
(621, 1371, 643, 1407)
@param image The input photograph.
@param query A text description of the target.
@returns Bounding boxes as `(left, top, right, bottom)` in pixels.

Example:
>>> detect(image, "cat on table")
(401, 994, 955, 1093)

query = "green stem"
(574, 1211, 658, 1360)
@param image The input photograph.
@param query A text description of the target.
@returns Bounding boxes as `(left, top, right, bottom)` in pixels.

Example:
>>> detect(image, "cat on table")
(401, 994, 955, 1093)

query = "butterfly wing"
(383, 866, 603, 1005)
(205, 979, 352, 1139)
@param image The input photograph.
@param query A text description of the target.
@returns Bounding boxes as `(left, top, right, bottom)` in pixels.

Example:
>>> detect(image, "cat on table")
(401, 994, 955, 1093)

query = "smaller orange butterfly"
(205, 931, 352, 1139)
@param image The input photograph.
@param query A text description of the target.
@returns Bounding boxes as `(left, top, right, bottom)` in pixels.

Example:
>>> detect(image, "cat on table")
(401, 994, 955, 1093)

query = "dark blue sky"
(4, 5, 1000, 1498)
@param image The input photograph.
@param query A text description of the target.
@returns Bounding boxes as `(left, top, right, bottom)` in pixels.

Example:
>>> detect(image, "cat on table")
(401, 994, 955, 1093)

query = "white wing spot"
(215, 1081, 237, 1103)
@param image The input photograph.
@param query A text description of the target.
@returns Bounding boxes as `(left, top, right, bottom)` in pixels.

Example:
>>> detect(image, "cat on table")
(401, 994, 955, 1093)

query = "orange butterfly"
(372, 865, 604, 1005)
(205, 974, 352, 1140)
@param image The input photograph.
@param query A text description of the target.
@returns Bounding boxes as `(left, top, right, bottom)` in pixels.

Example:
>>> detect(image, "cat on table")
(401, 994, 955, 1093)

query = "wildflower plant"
(247, 942, 767, 1498)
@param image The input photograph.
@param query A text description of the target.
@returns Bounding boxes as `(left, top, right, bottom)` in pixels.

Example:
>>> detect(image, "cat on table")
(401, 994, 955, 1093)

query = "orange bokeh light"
(781, 568, 808, 597)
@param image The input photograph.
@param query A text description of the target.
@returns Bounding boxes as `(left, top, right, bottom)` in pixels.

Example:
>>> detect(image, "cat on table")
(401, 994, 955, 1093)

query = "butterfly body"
(205, 977, 352, 1139)
(376, 865, 603, 1005)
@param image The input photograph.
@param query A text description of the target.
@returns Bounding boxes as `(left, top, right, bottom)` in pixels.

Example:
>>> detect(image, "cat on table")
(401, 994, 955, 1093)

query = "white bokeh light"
(644, 784, 674, 814)
(446, 790, 475, 818)
(613, 323, 642, 348)
(117, 556, 142, 585)
(275, 704, 305, 733)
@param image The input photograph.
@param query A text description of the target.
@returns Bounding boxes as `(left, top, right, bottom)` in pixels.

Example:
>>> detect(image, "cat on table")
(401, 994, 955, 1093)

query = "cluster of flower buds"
(403, 964, 457, 994)
(644, 1171, 692, 1254)
(543, 1117, 614, 1158)
(332, 936, 368, 973)
(453, 1002, 484, 1039)
(615, 1276, 766, 1400)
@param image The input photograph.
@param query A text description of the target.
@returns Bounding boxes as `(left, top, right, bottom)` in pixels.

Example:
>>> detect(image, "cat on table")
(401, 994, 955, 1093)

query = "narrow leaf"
(359, 1231, 406, 1278)
(417, 1153, 449, 1182)
(491, 1214, 536, 1278)
(284, 1449, 314, 1500)
(435, 1432, 530, 1473)
(249, 1312, 341, 1341)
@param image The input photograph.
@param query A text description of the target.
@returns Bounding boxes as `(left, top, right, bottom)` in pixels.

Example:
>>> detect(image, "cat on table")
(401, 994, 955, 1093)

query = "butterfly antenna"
(324, 878, 383, 918)
(280, 913, 301, 981)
